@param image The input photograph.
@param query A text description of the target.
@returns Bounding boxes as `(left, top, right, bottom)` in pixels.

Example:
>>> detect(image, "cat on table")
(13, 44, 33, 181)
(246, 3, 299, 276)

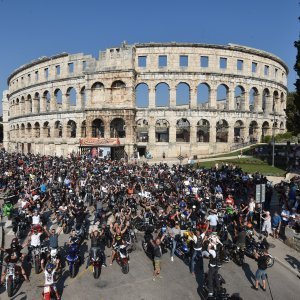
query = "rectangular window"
(237, 59, 243, 71)
(82, 61, 87, 71)
(138, 56, 147, 67)
(180, 55, 188, 67)
(159, 55, 167, 67)
(200, 56, 209, 68)
(44, 68, 49, 79)
(56, 65, 60, 75)
(68, 62, 74, 73)
(35, 71, 39, 81)
(264, 65, 269, 76)
(252, 62, 257, 73)
(275, 68, 278, 79)
(220, 57, 227, 69)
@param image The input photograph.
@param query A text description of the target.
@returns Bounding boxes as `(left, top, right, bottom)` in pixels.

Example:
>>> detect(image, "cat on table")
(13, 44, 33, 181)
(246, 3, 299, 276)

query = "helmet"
(11, 238, 19, 248)
(50, 249, 58, 258)
(46, 263, 55, 272)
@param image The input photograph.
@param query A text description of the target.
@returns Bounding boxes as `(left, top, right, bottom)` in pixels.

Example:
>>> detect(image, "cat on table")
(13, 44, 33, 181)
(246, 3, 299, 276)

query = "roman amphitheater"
(2, 42, 288, 159)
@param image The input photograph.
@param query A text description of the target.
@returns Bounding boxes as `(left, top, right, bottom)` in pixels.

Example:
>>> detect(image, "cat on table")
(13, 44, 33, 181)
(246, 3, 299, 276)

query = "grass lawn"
(196, 157, 286, 177)
(206, 145, 257, 158)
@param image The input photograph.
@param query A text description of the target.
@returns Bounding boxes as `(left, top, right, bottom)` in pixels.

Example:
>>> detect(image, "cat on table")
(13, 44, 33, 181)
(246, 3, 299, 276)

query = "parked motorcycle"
(30, 244, 48, 274)
(42, 285, 58, 300)
(2, 262, 22, 297)
(228, 243, 244, 266)
(66, 243, 81, 278)
(89, 248, 103, 279)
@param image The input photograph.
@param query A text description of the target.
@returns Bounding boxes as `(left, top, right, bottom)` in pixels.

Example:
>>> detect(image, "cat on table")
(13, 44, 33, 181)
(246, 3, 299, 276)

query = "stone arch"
(111, 80, 126, 103)
(34, 122, 40, 138)
(217, 84, 229, 110)
(16, 98, 20, 116)
(262, 88, 270, 112)
(249, 120, 259, 142)
(197, 83, 210, 107)
(67, 120, 77, 138)
(34, 92, 40, 113)
(216, 119, 229, 142)
(54, 121, 63, 138)
(273, 90, 279, 113)
(136, 118, 149, 142)
(110, 118, 126, 138)
(66, 87, 77, 107)
(234, 120, 245, 142)
(176, 118, 190, 142)
(16, 124, 20, 138)
(43, 121, 50, 138)
(262, 121, 271, 139)
(43, 90, 51, 112)
(81, 120, 87, 138)
(20, 123, 25, 137)
(280, 121, 285, 132)
(197, 119, 210, 142)
(234, 85, 245, 111)
(135, 83, 149, 108)
(249, 87, 259, 112)
(54, 89, 62, 107)
(92, 118, 105, 138)
(176, 82, 190, 106)
(26, 122, 32, 138)
(155, 82, 170, 107)
(27, 94, 32, 113)
(155, 119, 169, 142)
(91, 82, 105, 104)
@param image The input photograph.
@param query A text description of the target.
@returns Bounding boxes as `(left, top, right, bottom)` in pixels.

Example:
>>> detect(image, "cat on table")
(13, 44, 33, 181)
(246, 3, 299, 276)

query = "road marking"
(68, 267, 89, 284)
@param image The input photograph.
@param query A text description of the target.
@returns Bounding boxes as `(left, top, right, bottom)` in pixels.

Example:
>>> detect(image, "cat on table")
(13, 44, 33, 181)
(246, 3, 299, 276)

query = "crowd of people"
(0, 149, 299, 299)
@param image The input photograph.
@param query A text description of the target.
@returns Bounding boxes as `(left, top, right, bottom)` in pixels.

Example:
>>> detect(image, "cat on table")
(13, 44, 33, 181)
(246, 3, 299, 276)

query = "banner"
(79, 138, 120, 146)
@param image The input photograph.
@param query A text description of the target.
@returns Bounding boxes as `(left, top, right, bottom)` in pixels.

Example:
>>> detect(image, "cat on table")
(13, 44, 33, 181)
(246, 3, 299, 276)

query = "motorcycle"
(61, 213, 72, 234)
(173, 236, 191, 264)
(202, 272, 229, 300)
(228, 243, 244, 266)
(3, 262, 22, 297)
(42, 285, 58, 300)
(89, 248, 103, 279)
(115, 244, 129, 274)
(30, 244, 48, 274)
(66, 243, 81, 278)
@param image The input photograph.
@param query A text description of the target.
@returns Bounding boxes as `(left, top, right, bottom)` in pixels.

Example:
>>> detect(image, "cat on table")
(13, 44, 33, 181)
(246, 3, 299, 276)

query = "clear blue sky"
(0, 0, 298, 110)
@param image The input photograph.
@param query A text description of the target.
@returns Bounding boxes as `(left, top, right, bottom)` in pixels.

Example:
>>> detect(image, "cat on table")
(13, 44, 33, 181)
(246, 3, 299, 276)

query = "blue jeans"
(171, 239, 177, 257)
(191, 249, 203, 273)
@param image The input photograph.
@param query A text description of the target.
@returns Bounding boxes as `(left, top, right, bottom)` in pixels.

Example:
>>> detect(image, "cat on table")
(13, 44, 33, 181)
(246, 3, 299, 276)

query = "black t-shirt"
(257, 254, 268, 270)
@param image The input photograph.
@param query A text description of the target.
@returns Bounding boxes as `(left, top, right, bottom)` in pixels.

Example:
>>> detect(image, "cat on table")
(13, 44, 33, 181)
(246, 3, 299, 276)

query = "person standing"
(150, 234, 165, 281)
(252, 248, 269, 291)
(190, 228, 207, 275)
(271, 211, 281, 239)
(169, 222, 181, 262)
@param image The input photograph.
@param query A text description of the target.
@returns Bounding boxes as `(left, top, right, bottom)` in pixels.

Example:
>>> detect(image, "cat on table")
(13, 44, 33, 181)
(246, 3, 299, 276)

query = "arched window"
(92, 119, 104, 138)
(27, 94, 32, 113)
(136, 119, 149, 142)
(216, 119, 229, 142)
(91, 82, 104, 103)
(176, 118, 190, 142)
(217, 84, 229, 110)
(43, 91, 51, 112)
(34, 122, 40, 138)
(155, 83, 169, 107)
(67, 87, 77, 107)
(67, 120, 77, 138)
(197, 83, 210, 107)
(249, 121, 259, 142)
(262, 121, 271, 140)
(234, 120, 245, 143)
(26, 123, 32, 137)
(273, 90, 279, 113)
(21, 123, 25, 137)
(262, 89, 270, 112)
(176, 82, 190, 106)
(197, 119, 210, 142)
(43, 122, 50, 138)
(80, 87, 86, 108)
(234, 86, 245, 111)
(135, 83, 149, 108)
(155, 119, 169, 142)
(54, 89, 62, 107)
(110, 118, 126, 138)
(249, 88, 259, 112)
(54, 121, 63, 138)
(34, 92, 40, 113)
(111, 80, 126, 103)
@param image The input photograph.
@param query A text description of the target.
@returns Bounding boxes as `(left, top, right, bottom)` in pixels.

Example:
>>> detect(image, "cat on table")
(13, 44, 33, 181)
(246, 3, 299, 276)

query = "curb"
(274, 256, 300, 277)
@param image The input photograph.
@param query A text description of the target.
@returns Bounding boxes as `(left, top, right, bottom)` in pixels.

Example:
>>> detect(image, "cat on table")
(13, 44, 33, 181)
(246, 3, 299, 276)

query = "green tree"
(286, 92, 300, 133)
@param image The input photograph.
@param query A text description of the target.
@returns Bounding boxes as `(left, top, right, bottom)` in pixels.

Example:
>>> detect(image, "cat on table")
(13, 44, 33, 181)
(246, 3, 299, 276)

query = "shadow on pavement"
(285, 254, 300, 272)
(242, 262, 255, 286)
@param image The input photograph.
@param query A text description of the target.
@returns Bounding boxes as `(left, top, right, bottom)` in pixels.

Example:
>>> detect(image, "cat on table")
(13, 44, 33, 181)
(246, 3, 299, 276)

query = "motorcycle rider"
(168, 221, 181, 262)
(0, 238, 29, 284)
(207, 249, 221, 297)
(110, 222, 129, 265)
(42, 263, 61, 300)
(86, 228, 107, 269)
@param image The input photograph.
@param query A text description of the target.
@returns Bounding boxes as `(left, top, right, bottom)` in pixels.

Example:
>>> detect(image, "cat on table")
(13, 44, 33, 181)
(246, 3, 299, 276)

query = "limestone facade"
(2, 42, 288, 158)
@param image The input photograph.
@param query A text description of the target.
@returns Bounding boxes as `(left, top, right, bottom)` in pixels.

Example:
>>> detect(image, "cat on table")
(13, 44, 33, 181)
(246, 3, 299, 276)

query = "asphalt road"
(0, 230, 299, 300)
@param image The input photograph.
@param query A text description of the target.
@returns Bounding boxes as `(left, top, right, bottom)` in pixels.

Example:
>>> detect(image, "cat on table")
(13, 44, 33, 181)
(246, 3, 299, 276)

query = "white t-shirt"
(281, 210, 290, 221)
(32, 215, 40, 225)
(31, 232, 42, 247)
(207, 214, 218, 226)
(44, 270, 55, 285)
